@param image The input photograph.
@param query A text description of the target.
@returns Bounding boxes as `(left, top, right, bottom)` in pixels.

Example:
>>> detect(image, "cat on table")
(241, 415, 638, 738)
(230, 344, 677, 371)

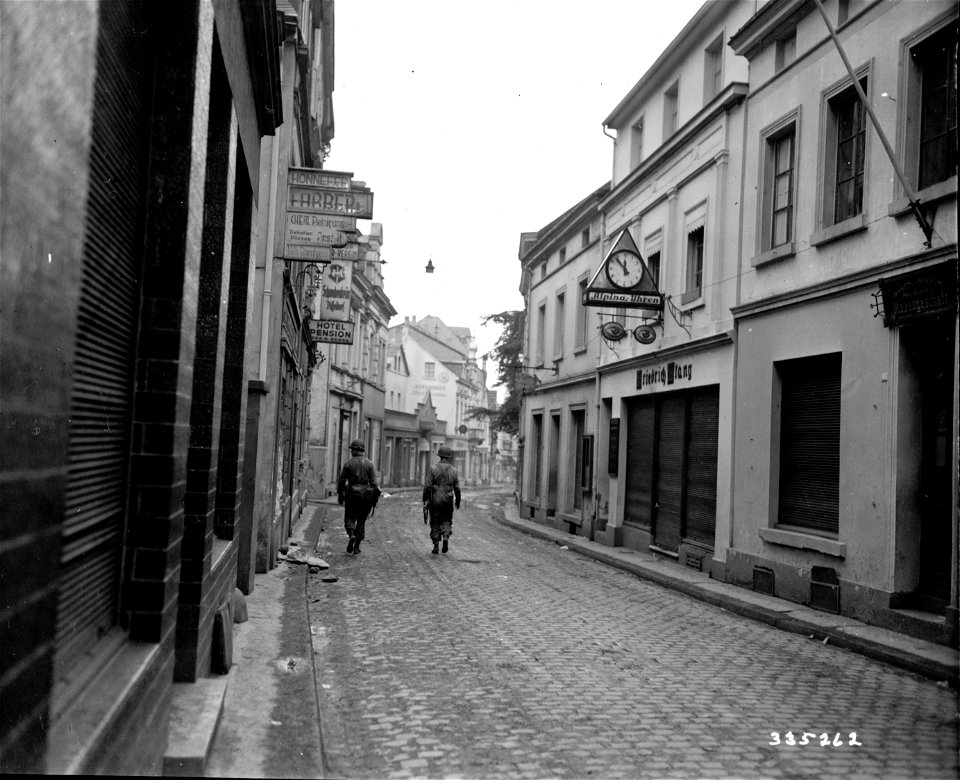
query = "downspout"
(728, 91, 750, 553)
(593, 125, 616, 535)
(592, 208, 608, 536)
(259, 132, 281, 381)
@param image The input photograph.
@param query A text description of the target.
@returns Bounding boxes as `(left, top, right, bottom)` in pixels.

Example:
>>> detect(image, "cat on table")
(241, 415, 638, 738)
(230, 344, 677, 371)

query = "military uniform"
(422, 446, 461, 554)
(337, 440, 380, 554)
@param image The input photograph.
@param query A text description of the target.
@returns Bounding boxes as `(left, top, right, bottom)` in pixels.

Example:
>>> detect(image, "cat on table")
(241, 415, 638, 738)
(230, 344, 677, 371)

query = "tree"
(467, 309, 528, 436)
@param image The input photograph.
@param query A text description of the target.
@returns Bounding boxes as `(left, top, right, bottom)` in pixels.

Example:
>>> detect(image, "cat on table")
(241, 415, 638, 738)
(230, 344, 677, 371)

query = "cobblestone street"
(307, 492, 958, 779)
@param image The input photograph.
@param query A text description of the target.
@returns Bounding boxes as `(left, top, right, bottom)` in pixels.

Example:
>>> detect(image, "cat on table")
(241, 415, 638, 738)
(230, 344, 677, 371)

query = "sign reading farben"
(287, 186, 374, 219)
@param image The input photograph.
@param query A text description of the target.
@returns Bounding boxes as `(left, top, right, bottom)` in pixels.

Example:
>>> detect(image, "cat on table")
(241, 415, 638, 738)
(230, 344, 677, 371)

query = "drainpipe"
(592, 209, 607, 537)
(259, 132, 281, 382)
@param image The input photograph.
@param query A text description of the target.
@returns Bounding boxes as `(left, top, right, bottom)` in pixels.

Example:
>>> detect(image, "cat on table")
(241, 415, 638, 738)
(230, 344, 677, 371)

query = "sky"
(324, 0, 707, 391)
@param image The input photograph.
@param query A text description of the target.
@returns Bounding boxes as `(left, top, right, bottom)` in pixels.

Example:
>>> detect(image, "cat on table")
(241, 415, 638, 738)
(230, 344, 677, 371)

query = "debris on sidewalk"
(278, 546, 329, 569)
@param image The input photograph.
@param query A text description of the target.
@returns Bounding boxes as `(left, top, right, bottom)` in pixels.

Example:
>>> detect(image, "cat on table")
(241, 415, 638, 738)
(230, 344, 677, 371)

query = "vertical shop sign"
(319, 260, 353, 322)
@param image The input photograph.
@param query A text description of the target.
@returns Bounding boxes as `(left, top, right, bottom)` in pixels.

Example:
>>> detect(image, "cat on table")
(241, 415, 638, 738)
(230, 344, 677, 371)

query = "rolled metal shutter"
(778, 355, 841, 533)
(624, 398, 655, 526)
(653, 396, 685, 551)
(684, 388, 719, 547)
(57, 0, 149, 667)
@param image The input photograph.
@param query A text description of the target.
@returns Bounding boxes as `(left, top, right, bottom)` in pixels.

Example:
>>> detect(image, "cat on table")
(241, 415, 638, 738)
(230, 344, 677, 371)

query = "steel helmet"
(349, 439, 365, 452)
(437, 445, 453, 458)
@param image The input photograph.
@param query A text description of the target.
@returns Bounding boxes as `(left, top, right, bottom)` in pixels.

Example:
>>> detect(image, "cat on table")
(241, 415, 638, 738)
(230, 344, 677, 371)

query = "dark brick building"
(0, 0, 332, 772)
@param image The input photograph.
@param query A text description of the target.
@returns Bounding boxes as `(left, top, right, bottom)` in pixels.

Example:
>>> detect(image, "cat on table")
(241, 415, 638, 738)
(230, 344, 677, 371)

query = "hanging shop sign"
(284, 212, 358, 257)
(877, 260, 957, 328)
(319, 260, 353, 322)
(286, 168, 374, 219)
(310, 319, 355, 345)
(583, 229, 664, 309)
(600, 321, 628, 341)
(285, 243, 360, 261)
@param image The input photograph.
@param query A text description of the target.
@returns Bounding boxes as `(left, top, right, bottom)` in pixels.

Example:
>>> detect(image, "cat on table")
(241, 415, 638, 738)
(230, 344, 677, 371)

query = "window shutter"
(778, 355, 841, 533)
(57, 0, 150, 669)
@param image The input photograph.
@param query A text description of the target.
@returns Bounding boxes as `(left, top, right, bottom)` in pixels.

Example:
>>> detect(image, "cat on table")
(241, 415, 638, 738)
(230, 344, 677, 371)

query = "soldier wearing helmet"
(337, 438, 380, 554)
(422, 443, 461, 554)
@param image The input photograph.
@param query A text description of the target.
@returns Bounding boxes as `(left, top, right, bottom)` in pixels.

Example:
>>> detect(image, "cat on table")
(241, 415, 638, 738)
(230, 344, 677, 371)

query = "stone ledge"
(163, 676, 229, 777)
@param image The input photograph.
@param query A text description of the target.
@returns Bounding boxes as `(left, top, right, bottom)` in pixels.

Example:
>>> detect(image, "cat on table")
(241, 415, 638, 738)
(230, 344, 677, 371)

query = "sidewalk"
(499, 498, 959, 687)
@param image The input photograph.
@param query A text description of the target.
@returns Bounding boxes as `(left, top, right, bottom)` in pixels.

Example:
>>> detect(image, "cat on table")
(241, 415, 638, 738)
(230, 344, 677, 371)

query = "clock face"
(605, 250, 645, 289)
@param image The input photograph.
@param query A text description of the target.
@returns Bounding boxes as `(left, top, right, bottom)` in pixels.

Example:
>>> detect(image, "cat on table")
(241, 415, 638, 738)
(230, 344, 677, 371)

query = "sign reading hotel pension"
(287, 185, 374, 219)
(284, 212, 357, 253)
(310, 319, 355, 344)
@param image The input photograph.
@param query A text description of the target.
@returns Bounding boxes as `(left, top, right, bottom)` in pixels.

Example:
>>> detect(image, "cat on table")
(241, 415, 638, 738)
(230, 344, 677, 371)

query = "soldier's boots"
(346, 538, 355, 553)
(431, 542, 439, 555)
(353, 540, 361, 555)
(441, 539, 449, 554)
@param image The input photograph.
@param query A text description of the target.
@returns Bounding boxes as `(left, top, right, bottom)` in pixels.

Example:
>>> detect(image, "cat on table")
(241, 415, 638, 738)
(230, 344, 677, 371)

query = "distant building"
(384, 316, 491, 486)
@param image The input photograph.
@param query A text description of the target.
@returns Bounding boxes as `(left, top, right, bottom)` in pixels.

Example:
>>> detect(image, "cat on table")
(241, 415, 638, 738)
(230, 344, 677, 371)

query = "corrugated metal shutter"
(624, 398, 655, 526)
(56, 0, 149, 667)
(653, 396, 685, 551)
(778, 354, 841, 533)
(684, 388, 719, 547)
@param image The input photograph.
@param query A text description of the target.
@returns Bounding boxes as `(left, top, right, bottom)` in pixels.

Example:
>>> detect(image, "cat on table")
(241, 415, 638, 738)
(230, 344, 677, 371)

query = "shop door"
(684, 389, 719, 547)
(653, 396, 686, 552)
(624, 399, 655, 526)
(547, 413, 560, 512)
(910, 319, 955, 603)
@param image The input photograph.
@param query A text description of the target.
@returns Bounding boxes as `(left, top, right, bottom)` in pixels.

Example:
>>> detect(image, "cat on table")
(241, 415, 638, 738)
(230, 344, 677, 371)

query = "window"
(558, 246, 566, 264)
(776, 354, 841, 535)
(644, 232, 662, 290)
(837, 0, 849, 25)
(575, 277, 588, 349)
(663, 80, 679, 139)
(685, 226, 705, 299)
(424, 361, 435, 378)
(536, 303, 546, 364)
(833, 84, 866, 223)
(819, 76, 868, 230)
(540, 262, 547, 279)
(581, 227, 590, 248)
(704, 34, 724, 103)
(775, 31, 796, 72)
(554, 291, 565, 358)
(760, 115, 798, 254)
(916, 24, 958, 190)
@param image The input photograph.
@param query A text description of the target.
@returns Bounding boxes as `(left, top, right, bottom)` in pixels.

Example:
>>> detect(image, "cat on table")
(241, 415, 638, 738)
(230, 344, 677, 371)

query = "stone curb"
(497, 499, 959, 688)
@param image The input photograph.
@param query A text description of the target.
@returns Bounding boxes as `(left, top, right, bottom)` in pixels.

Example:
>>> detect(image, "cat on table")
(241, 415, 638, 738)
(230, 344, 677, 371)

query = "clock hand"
(618, 257, 629, 274)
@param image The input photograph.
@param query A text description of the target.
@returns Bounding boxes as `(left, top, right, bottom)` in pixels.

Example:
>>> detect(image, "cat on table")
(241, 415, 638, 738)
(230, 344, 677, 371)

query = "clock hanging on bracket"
(605, 249, 645, 289)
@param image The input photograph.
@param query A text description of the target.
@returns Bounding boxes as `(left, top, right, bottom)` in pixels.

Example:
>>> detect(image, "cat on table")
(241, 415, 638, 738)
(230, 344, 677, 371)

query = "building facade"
(515, 0, 957, 647)
(0, 0, 334, 771)
(311, 223, 396, 497)
(384, 316, 491, 486)
(517, 184, 608, 537)
(727, 0, 958, 644)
